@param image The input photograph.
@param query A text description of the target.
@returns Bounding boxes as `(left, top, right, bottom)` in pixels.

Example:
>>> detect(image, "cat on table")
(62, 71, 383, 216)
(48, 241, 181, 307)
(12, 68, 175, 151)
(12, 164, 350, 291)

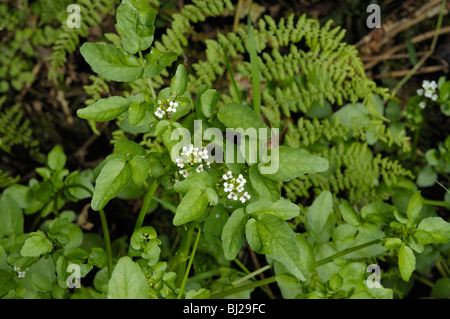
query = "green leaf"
(47, 145, 66, 171)
(406, 191, 423, 224)
(222, 208, 248, 260)
(431, 278, 450, 298)
(200, 89, 220, 118)
(417, 217, 450, 243)
(398, 243, 415, 282)
(89, 248, 108, 268)
(128, 101, 147, 126)
(259, 146, 329, 182)
(217, 102, 268, 131)
(80, 43, 143, 82)
(144, 49, 178, 78)
(306, 191, 335, 244)
(339, 202, 360, 227)
(170, 64, 188, 97)
(245, 213, 306, 281)
(249, 165, 280, 202)
(416, 165, 437, 187)
(116, 0, 157, 54)
(108, 256, 149, 299)
(91, 158, 132, 211)
(173, 189, 209, 226)
(203, 204, 228, 244)
(246, 198, 300, 220)
(21, 231, 53, 257)
(129, 155, 151, 185)
(0, 194, 24, 236)
(384, 238, 402, 249)
(114, 139, 147, 156)
(77, 96, 131, 122)
(130, 226, 157, 251)
(360, 201, 396, 224)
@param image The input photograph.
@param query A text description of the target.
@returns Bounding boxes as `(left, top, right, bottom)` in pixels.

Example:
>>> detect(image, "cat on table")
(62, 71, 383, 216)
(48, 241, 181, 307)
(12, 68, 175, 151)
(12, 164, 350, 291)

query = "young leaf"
(173, 189, 209, 226)
(417, 217, 450, 243)
(222, 208, 248, 260)
(245, 213, 306, 281)
(128, 101, 147, 126)
(129, 155, 151, 185)
(339, 202, 360, 227)
(259, 146, 329, 182)
(249, 165, 280, 202)
(406, 191, 424, 225)
(200, 89, 220, 118)
(170, 64, 188, 97)
(398, 243, 415, 282)
(80, 43, 143, 82)
(21, 231, 53, 257)
(306, 190, 335, 244)
(47, 145, 66, 171)
(77, 96, 131, 122)
(144, 49, 178, 78)
(246, 198, 300, 220)
(217, 103, 268, 131)
(108, 256, 149, 299)
(116, 0, 157, 54)
(91, 158, 132, 211)
(0, 194, 24, 236)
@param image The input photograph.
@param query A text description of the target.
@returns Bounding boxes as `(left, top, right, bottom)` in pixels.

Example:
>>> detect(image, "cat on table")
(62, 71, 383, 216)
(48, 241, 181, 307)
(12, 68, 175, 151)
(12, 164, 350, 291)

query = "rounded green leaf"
(170, 64, 188, 97)
(47, 145, 66, 171)
(108, 256, 149, 299)
(77, 96, 131, 122)
(200, 89, 220, 118)
(398, 244, 415, 282)
(173, 189, 209, 226)
(21, 231, 53, 257)
(91, 158, 132, 211)
(80, 43, 143, 82)
(222, 208, 248, 260)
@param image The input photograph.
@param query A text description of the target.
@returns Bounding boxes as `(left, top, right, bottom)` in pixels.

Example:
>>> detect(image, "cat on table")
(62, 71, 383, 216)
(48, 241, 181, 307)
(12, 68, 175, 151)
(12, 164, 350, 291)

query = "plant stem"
(210, 276, 277, 299)
(412, 273, 434, 288)
(232, 264, 271, 286)
(134, 179, 158, 231)
(314, 239, 382, 268)
(436, 261, 449, 278)
(98, 208, 113, 279)
(172, 223, 196, 285)
(186, 269, 220, 285)
(177, 227, 202, 299)
(423, 199, 450, 208)
(211, 239, 383, 298)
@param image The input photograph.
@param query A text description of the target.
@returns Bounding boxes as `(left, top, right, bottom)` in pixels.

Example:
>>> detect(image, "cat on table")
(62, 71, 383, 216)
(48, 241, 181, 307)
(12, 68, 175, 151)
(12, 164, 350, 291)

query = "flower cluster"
(417, 80, 439, 109)
(154, 99, 178, 119)
(14, 266, 28, 279)
(222, 171, 251, 203)
(175, 144, 210, 179)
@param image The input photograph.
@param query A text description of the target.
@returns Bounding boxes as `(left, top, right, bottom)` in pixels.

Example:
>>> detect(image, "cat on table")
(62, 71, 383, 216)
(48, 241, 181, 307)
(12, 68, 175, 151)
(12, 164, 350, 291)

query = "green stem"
(210, 276, 277, 299)
(134, 179, 158, 231)
(423, 199, 450, 208)
(211, 239, 383, 299)
(231, 264, 271, 286)
(436, 261, 449, 278)
(412, 273, 434, 288)
(177, 227, 202, 299)
(186, 269, 220, 285)
(172, 223, 196, 285)
(99, 208, 113, 279)
(314, 239, 382, 268)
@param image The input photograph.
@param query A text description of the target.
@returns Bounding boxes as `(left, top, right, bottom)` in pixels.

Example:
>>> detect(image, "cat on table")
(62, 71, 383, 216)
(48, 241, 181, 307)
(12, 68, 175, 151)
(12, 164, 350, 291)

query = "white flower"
(196, 164, 204, 173)
(200, 148, 209, 159)
(236, 184, 244, 193)
(239, 192, 251, 203)
(167, 106, 175, 113)
(175, 157, 184, 168)
(228, 192, 238, 201)
(157, 100, 162, 105)
(223, 182, 233, 193)
(431, 93, 438, 101)
(223, 171, 233, 180)
(417, 88, 424, 96)
(154, 107, 165, 119)
(205, 161, 211, 168)
(419, 101, 426, 109)
(170, 101, 179, 108)
(236, 174, 246, 185)
(179, 169, 189, 178)
(424, 90, 434, 99)
(192, 147, 199, 156)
